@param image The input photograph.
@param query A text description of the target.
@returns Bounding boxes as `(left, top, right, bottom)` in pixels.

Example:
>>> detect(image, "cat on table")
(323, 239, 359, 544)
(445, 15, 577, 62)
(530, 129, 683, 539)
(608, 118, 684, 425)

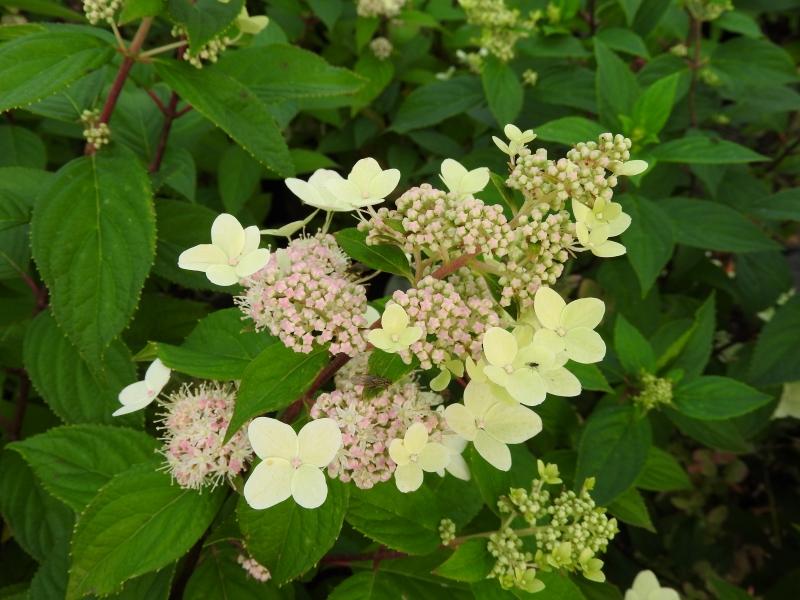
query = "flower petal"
(561, 297, 605, 330)
(118, 380, 150, 407)
(631, 570, 661, 596)
(382, 304, 409, 332)
(112, 399, 150, 416)
(564, 327, 606, 363)
(484, 402, 542, 443)
(349, 157, 382, 189)
(291, 464, 328, 509)
(206, 264, 240, 287)
(236, 249, 270, 278)
(532, 328, 565, 356)
(542, 367, 582, 397)
(367, 168, 400, 199)
(439, 158, 467, 193)
(211, 213, 245, 259)
(325, 178, 363, 209)
(445, 454, 471, 481)
(430, 369, 451, 391)
(463, 381, 497, 418)
(403, 422, 429, 454)
(506, 368, 547, 406)
(298, 418, 342, 467)
(482, 327, 517, 367)
(367, 329, 395, 352)
(144, 359, 170, 393)
(286, 177, 326, 208)
(419, 442, 450, 472)
(534, 287, 566, 330)
(178, 244, 227, 272)
(388, 438, 410, 465)
(243, 458, 293, 510)
(474, 431, 511, 471)
(242, 225, 261, 253)
(607, 212, 632, 237)
(394, 463, 424, 493)
(398, 326, 423, 347)
(592, 240, 626, 258)
(572, 199, 590, 223)
(247, 417, 297, 461)
(483, 365, 508, 388)
(444, 403, 477, 441)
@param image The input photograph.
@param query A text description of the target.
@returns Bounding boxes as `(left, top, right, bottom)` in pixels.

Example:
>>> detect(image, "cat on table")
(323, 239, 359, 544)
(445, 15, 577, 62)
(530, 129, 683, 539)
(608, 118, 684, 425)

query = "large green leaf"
(167, 0, 243, 53)
(392, 77, 484, 133)
(0, 125, 46, 168)
(619, 195, 673, 295)
(217, 44, 365, 101)
(0, 31, 113, 112)
(673, 376, 768, 421)
(666, 410, 751, 453)
(651, 136, 768, 164)
(67, 465, 226, 599)
(218, 145, 262, 214)
(9, 424, 159, 511)
(534, 117, 606, 147)
(661, 294, 715, 380)
(630, 73, 680, 141)
(594, 39, 639, 131)
(635, 446, 691, 491)
(237, 479, 348, 585)
(23, 311, 140, 426)
(332, 569, 471, 600)
(335, 228, 412, 279)
(575, 406, 651, 505)
(435, 539, 494, 583)
(614, 314, 655, 375)
(481, 55, 523, 126)
(184, 546, 288, 599)
(30, 150, 156, 361)
(659, 197, 778, 253)
(468, 444, 537, 514)
(608, 488, 654, 531)
(155, 60, 294, 177)
(749, 296, 800, 386)
(226, 343, 329, 439)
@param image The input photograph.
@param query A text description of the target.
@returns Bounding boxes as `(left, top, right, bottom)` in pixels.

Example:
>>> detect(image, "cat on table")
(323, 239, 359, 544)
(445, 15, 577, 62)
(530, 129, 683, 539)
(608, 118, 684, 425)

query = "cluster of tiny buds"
(356, 0, 406, 18)
(81, 109, 110, 149)
(370, 37, 393, 60)
(83, 0, 120, 25)
(522, 69, 538, 87)
(237, 553, 271, 582)
(458, 0, 540, 63)
(634, 372, 674, 412)
(487, 527, 539, 591)
(172, 26, 234, 69)
(439, 518, 457, 545)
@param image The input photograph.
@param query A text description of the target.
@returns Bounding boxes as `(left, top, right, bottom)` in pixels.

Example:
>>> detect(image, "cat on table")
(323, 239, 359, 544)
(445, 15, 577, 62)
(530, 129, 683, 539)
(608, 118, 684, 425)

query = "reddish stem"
(148, 92, 180, 173)
(320, 548, 407, 566)
(146, 89, 167, 115)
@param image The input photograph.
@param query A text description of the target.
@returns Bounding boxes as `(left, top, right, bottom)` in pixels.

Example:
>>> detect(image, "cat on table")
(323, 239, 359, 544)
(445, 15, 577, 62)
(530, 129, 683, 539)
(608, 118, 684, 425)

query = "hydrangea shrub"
(0, 0, 797, 599)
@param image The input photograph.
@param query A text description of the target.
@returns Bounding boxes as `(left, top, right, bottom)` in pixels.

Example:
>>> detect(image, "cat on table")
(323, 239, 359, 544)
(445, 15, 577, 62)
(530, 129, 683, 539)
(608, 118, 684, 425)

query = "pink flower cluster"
(310, 354, 444, 489)
(391, 275, 500, 369)
(238, 234, 369, 356)
(360, 184, 511, 258)
(237, 553, 271, 582)
(158, 382, 252, 490)
(508, 133, 631, 209)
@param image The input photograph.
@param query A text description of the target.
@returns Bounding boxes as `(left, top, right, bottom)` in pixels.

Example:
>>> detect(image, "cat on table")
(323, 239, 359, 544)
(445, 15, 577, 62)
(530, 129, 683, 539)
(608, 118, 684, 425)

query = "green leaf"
(635, 446, 691, 491)
(237, 479, 348, 584)
(0, 31, 113, 112)
(619, 195, 673, 295)
(352, 53, 395, 113)
(673, 376, 771, 420)
(166, 0, 243, 53)
(617, 0, 642, 25)
(659, 197, 778, 253)
(534, 117, 606, 147)
(749, 188, 800, 221)
(217, 45, 365, 101)
(0, 0, 83, 20)
(184, 545, 288, 600)
(575, 406, 651, 505)
(749, 296, 800, 387)
(119, 0, 164, 24)
(23, 311, 140, 426)
(153, 308, 275, 380)
(392, 77, 483, 133)
(155, 60, 294, 177)
(614, 314, 655, 375)
(594, 39, 639, 131)
(0, 125, 46, 168)
(661, 294, 715, 380)
(630, 73, 680, 140)
(608, 488, 654, 531)
(0, 450, 74, 562)
(332, 569, 470, 600)
(536, 571, 588, 599)
(368, 349, 417, 383)
(567, 362, 612, 392)
(434, 539, 494, 582)
(226, 344, 329, 440)
(716, 11, 762, 38)
(335, 228, 413, 279)
(481, 55, 523, 126)
(30, 150, 156, 361)
(597, 27, 649, 58)
(468, 444, 537, 514)
(308, 0, 342, 30)
(67, 465, 226, 599)
(218, 145, 262, 214)
(346, 481, 441, 554)
(9, 424, 159, 511)
(650, 136, 768, 164)
(666, 410, 751, 453)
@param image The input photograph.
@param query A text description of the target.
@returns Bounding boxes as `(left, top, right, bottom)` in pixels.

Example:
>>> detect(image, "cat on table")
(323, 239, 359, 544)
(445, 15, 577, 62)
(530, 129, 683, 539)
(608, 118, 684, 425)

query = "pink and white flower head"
(158, 382, 252, 490)
(237, 553, 271, 582)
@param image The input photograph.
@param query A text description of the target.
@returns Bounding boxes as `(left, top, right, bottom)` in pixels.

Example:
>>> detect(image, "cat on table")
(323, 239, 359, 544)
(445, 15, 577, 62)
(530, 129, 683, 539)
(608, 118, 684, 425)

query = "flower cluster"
(310, 354, 447, 489)
(83, 0, 120, 25)
(633, 372, 674, 412)
(81, 109, 110, 149)
(625, 570, 680, 600)
(237, 553, 271, 582)
(238, 233, 369, 356)
(370, 37, 393, 60)
(457, 0, 541, 64)
(439, 518, 456, 545)
(356, 0, 406, 18)
(158, 382, 252, 490)
(174, 27, 236, 69)
(686, 0, 733, 21)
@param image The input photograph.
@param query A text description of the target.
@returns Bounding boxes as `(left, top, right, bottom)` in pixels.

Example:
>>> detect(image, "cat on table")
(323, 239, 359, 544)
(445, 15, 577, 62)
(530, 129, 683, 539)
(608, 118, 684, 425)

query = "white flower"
(612, 159, 648, 177)
(481, 327, 551, 406)
(388, 422, 450, 493)
(325, 157, 400, 208)
(438, 434, 470, 481)
(235, 7, 268, 34)
(624, 570, 679, 600)
(244, 417, 342, 510)
(533, 287, 606, 364)
(439, 158, 490, 199)
(367, 304, 423, 353)
(572, 198, 631, 237)
(492, 123, 536, 157)
(429, 358, 465, 392)
(444, 381, 542, 471)
(178, 213, 270, 286)
(773, 381, 800, 419)
(576, 222, 626, 258)
(113, 359, 170, 416)
(285, 169, 352, 212)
